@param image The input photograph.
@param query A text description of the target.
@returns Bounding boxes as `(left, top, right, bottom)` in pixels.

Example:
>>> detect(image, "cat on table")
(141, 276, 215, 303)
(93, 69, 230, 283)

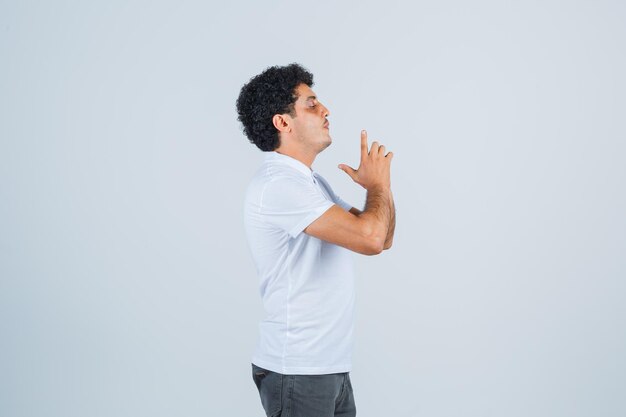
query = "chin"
(320, 140, 332, 152)
(314, 133, 332, 152)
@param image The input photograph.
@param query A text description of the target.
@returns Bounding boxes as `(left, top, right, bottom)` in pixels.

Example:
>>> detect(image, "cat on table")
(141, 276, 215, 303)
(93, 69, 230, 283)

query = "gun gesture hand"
(339, 130, 393, 190)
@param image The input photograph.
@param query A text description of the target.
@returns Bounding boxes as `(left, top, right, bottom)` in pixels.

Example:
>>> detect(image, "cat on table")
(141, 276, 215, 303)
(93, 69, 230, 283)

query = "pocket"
(252, 364, 270, 385)
(251, 364, 282, 417)
(254, 368, 268, 377)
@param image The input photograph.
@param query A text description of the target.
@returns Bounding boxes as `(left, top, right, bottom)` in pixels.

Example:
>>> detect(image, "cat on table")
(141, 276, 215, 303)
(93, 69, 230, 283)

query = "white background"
(1, 1, 625, 416)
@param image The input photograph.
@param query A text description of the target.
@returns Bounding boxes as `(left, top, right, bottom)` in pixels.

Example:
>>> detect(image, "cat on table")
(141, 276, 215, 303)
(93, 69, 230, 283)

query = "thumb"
(338, 164, 357, 180)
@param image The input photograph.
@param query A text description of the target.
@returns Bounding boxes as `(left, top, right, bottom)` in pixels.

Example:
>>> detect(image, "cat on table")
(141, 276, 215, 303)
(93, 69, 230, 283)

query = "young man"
(237, 63, 395, 417)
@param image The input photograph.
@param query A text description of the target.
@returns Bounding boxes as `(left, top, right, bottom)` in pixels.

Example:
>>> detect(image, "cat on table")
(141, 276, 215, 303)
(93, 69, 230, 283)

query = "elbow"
(358, 218, 386, 255)
(361, 228, 386, 256)
(364, 239, 384, 256)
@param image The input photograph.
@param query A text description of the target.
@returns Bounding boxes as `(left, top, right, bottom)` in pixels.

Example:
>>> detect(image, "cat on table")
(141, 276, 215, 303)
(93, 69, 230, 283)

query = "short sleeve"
(332, 193, 353, 212)
(260, 176, 334, 238)
(313, 173, 353, 211)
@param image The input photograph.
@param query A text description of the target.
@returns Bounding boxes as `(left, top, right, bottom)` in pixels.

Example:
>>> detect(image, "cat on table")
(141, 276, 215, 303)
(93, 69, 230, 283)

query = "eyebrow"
(305, 96, 317, 100)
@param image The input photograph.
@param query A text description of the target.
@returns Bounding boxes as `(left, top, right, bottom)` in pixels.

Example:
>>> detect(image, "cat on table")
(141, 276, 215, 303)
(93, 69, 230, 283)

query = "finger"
(370, 141, 379, 155)
(360, 130, 368, 159)
(378, 145, 386, 155)
(385, 151, 394, 160)
(338, 164, 358, 180)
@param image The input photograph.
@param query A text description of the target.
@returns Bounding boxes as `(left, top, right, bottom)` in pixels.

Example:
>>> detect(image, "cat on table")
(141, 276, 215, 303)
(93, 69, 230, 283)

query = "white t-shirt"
(244, 151, 355, 375)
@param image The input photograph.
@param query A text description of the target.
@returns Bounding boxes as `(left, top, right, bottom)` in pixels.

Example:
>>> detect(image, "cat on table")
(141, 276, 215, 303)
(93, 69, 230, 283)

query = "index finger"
(361, 130, 368, 158)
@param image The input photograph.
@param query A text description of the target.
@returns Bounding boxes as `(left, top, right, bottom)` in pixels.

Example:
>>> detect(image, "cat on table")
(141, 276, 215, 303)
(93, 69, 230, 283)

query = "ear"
(272, 114, 291, 133)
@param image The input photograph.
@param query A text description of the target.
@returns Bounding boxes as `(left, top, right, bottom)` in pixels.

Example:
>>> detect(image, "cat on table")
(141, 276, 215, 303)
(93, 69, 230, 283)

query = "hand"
(338, 130, 393, 190)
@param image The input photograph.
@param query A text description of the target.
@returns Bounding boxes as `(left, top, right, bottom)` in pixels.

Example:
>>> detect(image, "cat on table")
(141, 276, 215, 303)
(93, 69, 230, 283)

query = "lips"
(323, 120, 329, 129)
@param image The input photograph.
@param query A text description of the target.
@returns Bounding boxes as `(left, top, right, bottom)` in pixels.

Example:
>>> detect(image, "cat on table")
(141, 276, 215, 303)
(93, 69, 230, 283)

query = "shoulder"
(258, 163, 312, 189)
(247, 164, 307, 192)
(247, 166, 313, 203)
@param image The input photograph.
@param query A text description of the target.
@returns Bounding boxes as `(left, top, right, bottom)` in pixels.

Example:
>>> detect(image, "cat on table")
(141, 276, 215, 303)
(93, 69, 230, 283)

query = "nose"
(321, 103, 330, 117)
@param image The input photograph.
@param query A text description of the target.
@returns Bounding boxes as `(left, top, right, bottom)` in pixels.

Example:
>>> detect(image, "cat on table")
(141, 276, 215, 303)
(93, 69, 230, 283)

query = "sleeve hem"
(337, 200, 352, 211)
(288, 201, 334, 238)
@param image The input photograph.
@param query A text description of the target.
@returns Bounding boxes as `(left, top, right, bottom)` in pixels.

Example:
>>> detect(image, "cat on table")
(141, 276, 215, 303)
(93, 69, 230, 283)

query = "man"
(237, 63, 395, 417)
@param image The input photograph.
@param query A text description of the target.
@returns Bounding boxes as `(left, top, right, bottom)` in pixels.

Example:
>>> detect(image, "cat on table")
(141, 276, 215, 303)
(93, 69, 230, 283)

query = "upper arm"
(304, 205, 383, 255)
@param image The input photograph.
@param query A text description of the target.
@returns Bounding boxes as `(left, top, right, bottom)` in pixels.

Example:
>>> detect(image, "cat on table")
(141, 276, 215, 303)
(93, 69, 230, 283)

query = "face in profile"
(288, 84, 332, 153)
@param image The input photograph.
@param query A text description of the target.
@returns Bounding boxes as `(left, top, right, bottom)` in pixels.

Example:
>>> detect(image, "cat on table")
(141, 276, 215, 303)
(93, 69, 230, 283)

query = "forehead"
(295, 84, 317, 102)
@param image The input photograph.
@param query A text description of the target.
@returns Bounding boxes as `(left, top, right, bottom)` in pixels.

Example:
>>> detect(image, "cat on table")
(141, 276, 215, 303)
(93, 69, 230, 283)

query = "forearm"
(359, 186, 393, 247)
(383, 190, 395, 249)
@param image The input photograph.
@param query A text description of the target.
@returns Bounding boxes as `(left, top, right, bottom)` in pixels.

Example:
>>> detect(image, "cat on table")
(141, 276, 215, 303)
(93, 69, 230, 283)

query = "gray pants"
(252, 363, 357, 417)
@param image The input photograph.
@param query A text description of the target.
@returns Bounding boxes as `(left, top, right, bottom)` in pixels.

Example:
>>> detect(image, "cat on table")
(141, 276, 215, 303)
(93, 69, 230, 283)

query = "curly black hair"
(236, 63, 314, 151)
